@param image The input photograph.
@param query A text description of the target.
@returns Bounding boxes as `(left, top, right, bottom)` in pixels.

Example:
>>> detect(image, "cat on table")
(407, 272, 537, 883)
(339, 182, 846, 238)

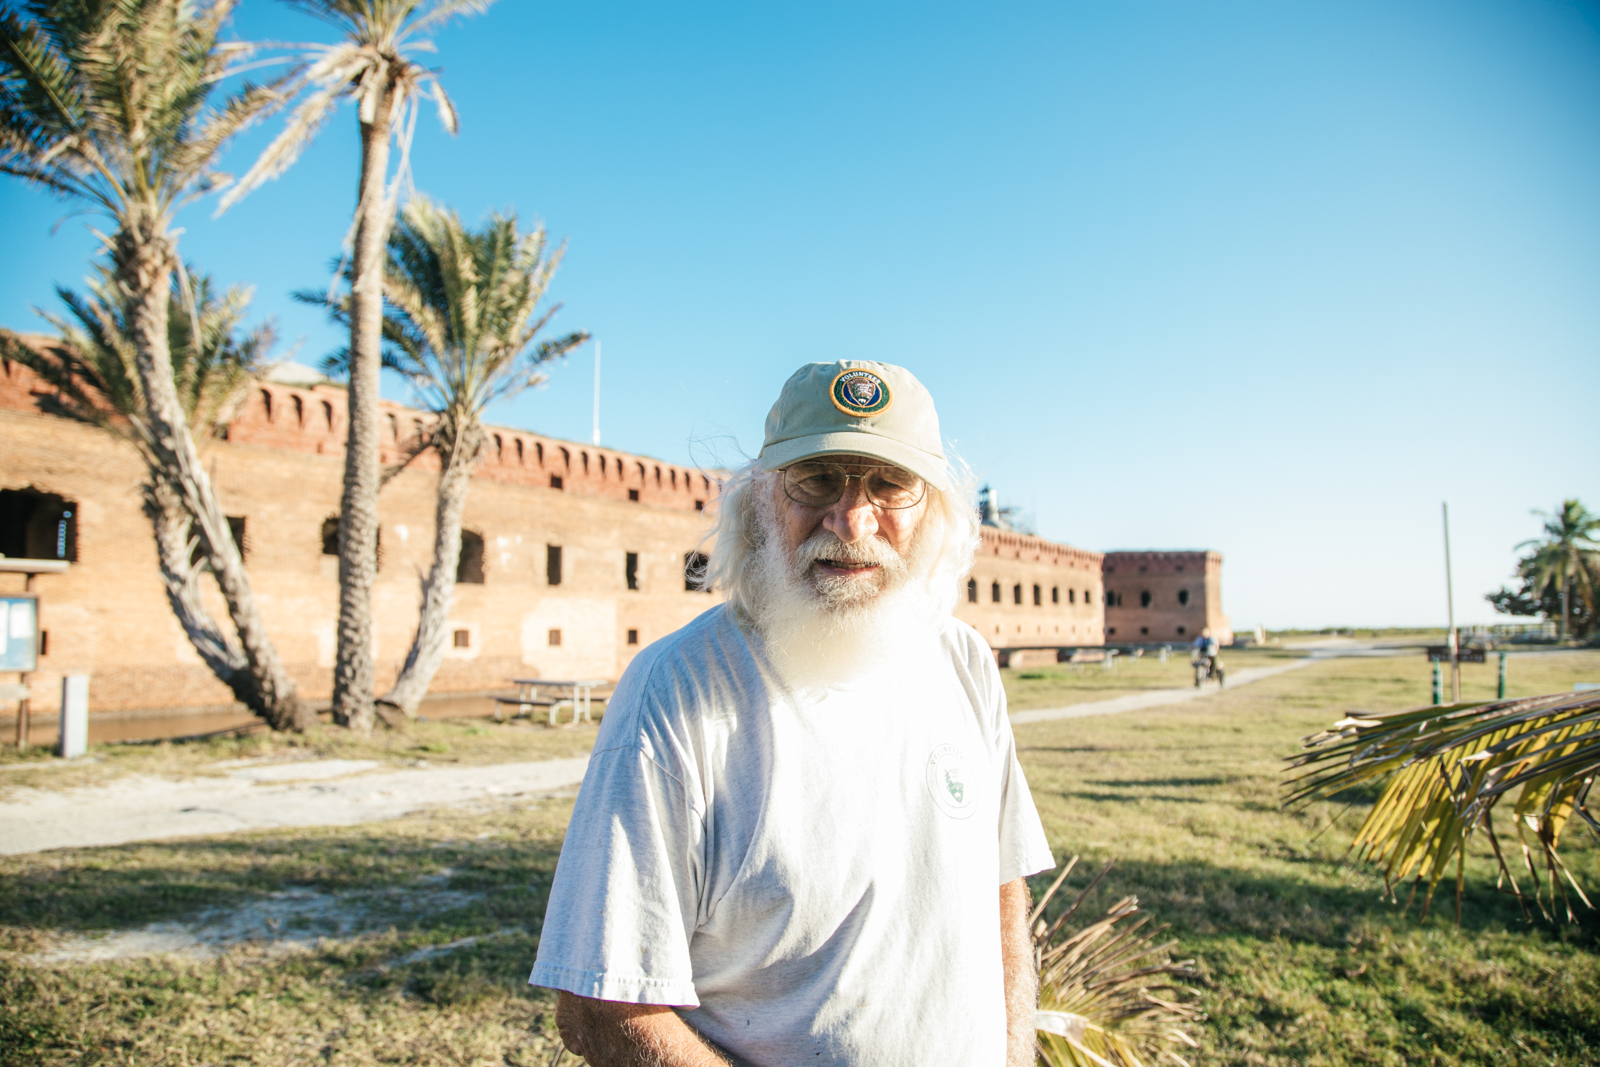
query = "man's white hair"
(702, 457, 980, 622)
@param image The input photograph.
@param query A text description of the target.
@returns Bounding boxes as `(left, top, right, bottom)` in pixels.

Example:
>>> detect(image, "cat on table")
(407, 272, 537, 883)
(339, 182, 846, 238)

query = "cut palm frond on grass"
(1031, 857, 1203, 1067)
(1286, 691, 1600, 923)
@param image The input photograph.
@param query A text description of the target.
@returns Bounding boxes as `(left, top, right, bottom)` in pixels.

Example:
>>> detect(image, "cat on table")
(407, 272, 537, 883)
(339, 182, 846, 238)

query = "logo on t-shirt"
(925, 744, 976, 819)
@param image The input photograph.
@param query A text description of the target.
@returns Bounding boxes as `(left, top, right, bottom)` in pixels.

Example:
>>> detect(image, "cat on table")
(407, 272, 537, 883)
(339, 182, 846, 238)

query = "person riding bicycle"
(1190, 628, 1223, 686)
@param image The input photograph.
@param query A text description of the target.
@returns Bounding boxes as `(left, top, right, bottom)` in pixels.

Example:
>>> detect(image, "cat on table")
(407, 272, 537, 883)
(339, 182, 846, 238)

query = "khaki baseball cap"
(758, 360, 951, 492)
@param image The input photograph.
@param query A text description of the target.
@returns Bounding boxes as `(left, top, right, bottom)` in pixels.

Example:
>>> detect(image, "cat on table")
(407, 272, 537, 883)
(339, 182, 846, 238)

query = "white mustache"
(792, 531, 903, 571)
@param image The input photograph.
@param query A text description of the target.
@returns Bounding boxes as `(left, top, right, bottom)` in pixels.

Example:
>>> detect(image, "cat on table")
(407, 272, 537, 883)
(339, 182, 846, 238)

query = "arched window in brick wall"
(1013, 583, 1022, 605)
(560, 446, 570, 469)
(291, 395, 304, 426)
(321, 400, 334, 429)
(1032, 584, 1041, 606)
(1178, 589, 1190, 605)
(582, 451, 589, 474)
(967, 579, 978, 603)
(991, 581, 1001, 603)
(494, 434, 503, 460)
(457, 530, 485, 584)
(259, 389, 273, 422)
(1139, 590, 1151, 608)
(536, 442, 545, 466)
(1051, 586, 1059, 604)
(515, 439, 524, 464)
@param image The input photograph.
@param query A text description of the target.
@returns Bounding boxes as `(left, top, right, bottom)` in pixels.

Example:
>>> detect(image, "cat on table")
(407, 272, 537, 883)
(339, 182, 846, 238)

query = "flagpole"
(592, 341, 601, 446)
(1443, 501, 1459, 703)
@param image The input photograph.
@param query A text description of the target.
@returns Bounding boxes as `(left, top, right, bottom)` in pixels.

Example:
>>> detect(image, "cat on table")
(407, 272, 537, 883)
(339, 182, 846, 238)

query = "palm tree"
(301, 196, 587, 720)
(220, 0, 492, 732)
(0, 0, 313, 730)
(1516, 500, 1600, 642)
(1287, 691, 1600, 924)
(0, 264, 304, 722)
(1030, 856, 1203, 1067)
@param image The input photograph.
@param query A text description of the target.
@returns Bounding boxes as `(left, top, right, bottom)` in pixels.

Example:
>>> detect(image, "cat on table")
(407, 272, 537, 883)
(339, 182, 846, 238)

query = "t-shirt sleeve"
(985, 647, 1055, 886)
(529, 715, 705, 1007)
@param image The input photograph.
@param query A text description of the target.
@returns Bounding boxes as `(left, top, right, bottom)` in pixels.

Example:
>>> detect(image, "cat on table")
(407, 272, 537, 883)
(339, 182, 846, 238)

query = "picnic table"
(497, 678, 609, 726)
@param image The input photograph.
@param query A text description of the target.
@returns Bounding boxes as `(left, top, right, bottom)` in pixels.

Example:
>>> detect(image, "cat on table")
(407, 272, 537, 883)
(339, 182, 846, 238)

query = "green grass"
(1002, 646, 1303, 710)
(1, 652, 1598, 1064)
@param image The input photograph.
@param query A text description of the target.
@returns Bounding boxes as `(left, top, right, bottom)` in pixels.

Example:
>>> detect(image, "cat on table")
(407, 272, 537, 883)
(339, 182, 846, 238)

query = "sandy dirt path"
(0, 756, 589, 855)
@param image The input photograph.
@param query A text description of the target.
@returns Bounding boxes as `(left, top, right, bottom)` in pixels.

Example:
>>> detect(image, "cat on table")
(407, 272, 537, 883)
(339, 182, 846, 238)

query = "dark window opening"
(628, 488, 640, 502)
(1178, 589, 1190, 605)
(457, 530, 485, 584)
(1108, 627, 1116, 635)
(291, 395, 304, 426)
(515, 439, 525, 464)
(493, 434, 504, 460)
(189, 515, 247, 565)
(694, 499, 704, 511)
(655, 466, 662, 487)
(582, 451, 590, 474)
(627, 629, 639, 646)
(1140, 626, 1149, 635)
(549, 474, 564, 490)
(319, 516, 380, 570)
(1084, 588, 1092, 604)
(625, 551, 640, 590)
(967, 578, 978, 603)
(1139, 590, 1151, 608)
(546, 545, 563, 586)
(453, 628, 471, 648)
(1068, 588, 1075, 604)
(560, 446, 570, 468)
(536, 442, 545, 465)
(38, 630, 47, 656)
(1177, 626, 1187, 635)
(684, 551, 710, 592)
(991, 581, 1001, 603)
(1051, 586, 1059, 604)
(1012, 583, 1022, 605)
(0, 488, 78, 562)
(1032, 584, 1042, 606)
(321, 400, 334, 428)
(259, 389, 273, 421)
(548, 628, 562, 646)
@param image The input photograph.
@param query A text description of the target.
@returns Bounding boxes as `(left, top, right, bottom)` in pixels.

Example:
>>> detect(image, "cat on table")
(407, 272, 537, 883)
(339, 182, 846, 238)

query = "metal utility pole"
(1442, 502, 1460, 703)
(592, 341, 602, 447)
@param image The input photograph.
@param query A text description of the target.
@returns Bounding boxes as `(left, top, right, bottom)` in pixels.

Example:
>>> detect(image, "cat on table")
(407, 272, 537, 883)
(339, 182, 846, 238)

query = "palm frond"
(1286, 691, 1600, 923)
(1033, 858, 1204, 1067)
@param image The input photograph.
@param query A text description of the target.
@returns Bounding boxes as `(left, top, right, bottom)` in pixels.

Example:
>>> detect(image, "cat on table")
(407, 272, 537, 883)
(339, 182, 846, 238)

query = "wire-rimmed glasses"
(781, 460, 927, 510)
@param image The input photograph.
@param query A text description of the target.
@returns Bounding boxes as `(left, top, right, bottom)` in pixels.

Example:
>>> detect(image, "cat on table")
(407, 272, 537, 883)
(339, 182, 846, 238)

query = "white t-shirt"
(530, 604, 1054, 1067)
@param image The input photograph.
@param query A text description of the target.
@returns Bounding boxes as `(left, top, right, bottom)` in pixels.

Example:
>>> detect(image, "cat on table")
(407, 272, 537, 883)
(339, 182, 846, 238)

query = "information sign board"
(0, 596, 39, 672)
(1425, 646, 1487, 664)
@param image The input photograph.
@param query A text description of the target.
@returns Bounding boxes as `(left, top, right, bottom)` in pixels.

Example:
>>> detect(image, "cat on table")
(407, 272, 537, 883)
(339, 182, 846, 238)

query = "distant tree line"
(1486, 499, 1599, 642)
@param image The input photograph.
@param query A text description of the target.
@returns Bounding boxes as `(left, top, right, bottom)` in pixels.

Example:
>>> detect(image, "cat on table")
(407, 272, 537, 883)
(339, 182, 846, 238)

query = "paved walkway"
(1008, 658, 1316, 725)
(0, 757, 589, 856)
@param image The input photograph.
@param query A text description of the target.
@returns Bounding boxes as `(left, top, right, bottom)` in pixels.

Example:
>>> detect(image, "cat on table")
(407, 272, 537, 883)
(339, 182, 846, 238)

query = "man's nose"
(822, 480, 879, 543)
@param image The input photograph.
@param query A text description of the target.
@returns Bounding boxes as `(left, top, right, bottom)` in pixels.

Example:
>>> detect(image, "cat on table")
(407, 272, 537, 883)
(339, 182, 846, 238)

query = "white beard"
(743, 489, 945, 688)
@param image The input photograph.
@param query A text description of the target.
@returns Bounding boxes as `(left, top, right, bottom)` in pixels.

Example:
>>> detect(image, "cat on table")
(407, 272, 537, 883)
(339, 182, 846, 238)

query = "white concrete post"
(58, 674, 88, 759)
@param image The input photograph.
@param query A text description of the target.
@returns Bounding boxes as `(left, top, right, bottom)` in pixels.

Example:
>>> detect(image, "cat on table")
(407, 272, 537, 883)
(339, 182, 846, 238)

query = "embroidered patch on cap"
(830, 369, 892, 417)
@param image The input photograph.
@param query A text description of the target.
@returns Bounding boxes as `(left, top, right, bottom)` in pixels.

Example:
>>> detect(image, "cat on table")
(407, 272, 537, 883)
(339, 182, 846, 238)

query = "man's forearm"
(1000, 877, 1038, 1067)
(556, 991, 730, 1067)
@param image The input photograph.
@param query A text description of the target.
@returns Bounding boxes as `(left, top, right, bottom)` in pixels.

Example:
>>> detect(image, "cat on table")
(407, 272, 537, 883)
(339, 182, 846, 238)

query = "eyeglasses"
(781, 461, 927, 510)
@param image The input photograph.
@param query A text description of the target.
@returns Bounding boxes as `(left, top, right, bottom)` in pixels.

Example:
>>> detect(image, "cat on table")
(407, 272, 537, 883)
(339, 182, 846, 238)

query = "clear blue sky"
(4, 0, 1597, 629)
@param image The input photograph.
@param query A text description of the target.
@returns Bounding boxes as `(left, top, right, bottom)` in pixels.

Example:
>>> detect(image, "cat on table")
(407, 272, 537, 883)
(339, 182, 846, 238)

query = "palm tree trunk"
(115, 220, 314, 732)
(143, 477, 251, 691)
(331, 84, 398, 735)
(382, 424, 482, 716)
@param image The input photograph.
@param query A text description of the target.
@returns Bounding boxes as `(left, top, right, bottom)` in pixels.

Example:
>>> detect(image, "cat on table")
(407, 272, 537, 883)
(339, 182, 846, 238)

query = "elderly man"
(531, 361, 1055, 1066)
